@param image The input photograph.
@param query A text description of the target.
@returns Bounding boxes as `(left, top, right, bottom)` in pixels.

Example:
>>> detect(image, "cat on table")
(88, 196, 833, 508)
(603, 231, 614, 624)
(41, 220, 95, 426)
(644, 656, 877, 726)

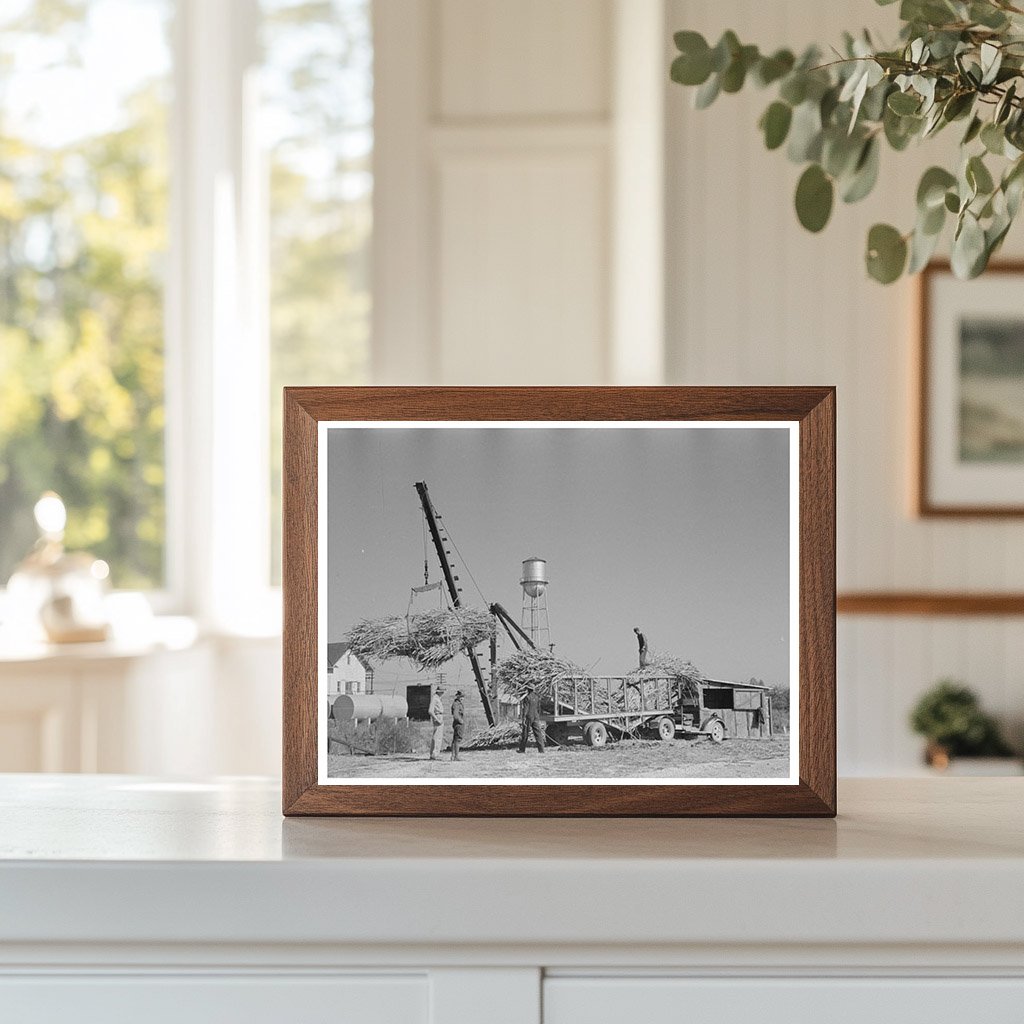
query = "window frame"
(165, 0, 279, 633)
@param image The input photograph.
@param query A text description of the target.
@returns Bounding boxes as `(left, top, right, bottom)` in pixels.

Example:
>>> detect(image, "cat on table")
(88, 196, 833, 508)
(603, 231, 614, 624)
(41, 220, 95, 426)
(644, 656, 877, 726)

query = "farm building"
(692, 679, 774, 739)
(326, 642, 373, 696)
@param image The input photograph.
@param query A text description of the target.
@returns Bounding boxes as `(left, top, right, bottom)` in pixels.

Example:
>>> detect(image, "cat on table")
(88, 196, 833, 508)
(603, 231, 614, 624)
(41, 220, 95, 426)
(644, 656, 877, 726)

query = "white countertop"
(1, 776, 1022, 953)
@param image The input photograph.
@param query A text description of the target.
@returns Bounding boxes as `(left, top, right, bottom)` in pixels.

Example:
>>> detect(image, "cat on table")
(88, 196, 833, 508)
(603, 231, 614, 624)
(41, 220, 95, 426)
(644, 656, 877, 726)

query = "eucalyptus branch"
(670, 0, 1024, 283)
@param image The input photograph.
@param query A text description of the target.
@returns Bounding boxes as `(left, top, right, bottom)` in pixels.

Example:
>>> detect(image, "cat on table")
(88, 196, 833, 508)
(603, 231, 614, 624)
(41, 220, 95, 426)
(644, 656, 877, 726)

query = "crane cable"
(440, 516, 488, 607)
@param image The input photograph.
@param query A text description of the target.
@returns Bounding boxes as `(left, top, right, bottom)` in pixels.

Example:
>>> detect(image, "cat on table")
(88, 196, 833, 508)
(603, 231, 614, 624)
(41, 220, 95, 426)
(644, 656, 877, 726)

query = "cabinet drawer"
(544, 977, 1024, 1024)
(0, 974, 427, 1024)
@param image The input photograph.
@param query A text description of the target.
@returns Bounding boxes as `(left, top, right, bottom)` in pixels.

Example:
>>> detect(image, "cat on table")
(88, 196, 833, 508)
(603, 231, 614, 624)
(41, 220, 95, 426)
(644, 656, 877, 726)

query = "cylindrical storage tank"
(520, 557, 548, 598)
(332, 693, 408, 722)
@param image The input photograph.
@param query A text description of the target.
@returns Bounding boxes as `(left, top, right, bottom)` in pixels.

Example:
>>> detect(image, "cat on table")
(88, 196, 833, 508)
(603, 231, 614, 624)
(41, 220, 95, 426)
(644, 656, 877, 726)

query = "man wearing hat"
(428, 684, 445, 760)
(517, 682, 546, 754)
(450, 689, 466, 762)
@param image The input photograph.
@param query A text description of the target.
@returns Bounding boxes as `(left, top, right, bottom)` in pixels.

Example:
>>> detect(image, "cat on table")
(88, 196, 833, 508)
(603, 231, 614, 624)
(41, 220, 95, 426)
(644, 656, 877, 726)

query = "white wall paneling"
(665, 0, 1024, 774)
(373, 0, 664, 385)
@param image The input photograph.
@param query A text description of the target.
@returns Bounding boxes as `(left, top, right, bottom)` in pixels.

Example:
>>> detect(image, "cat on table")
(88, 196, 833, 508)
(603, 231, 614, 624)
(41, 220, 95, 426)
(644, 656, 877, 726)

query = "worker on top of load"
(633, 626, 649, 669)
(517, 682, 546, 754)
(450, 690, 465, 762)
(428, 684, 445, 760)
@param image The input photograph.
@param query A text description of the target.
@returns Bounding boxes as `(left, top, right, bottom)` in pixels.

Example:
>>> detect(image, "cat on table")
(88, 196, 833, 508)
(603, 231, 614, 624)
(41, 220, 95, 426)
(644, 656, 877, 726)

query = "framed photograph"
(283, 387, 835, 816)
(918, 261, 1024, 516)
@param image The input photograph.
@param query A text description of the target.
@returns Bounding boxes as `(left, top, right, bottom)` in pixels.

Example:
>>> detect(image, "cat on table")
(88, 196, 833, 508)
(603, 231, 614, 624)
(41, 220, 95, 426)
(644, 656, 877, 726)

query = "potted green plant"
(909, 679, 1017, 770)
(670, 0, 1024, 283)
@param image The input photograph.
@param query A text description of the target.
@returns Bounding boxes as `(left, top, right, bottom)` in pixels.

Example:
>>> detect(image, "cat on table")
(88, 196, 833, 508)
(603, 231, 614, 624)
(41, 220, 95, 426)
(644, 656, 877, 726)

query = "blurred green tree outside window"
(0, 0, 372, 594)
(263, 0, 372, 583)
(0, 0, 172, 589)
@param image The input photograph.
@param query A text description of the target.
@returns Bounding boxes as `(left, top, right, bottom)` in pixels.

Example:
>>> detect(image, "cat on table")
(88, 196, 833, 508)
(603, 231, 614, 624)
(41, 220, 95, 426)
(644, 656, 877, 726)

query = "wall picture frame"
(918, 261, 1024, 517)
(282, 387, 836, 817)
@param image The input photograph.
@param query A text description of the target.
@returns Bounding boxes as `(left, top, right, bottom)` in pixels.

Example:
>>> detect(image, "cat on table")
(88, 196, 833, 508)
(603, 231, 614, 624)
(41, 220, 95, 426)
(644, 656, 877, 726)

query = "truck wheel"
(584, 722, 608, 747)
(656, 716, 676, 741)
(706, 719, 726, 744)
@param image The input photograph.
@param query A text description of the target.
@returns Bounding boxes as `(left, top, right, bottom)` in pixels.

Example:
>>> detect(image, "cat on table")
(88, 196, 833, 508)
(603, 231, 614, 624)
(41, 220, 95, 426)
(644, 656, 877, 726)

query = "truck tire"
(706, 719, 726, 744)
(584, 721, 608, 747)
(656, 716, 676, 741)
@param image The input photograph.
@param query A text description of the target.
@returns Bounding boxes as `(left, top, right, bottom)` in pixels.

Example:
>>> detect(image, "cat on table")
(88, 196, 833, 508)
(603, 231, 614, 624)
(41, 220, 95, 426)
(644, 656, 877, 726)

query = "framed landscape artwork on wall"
(282, 387, 836, 817)
(918, 262, 1024, 516)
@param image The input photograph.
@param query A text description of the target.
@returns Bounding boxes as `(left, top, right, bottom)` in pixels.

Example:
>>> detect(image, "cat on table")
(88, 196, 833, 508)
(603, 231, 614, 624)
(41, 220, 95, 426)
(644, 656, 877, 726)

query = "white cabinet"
(544, 978, 1024, 1024)
(0, 975, 428, 1024)
(1, 777, 1023, 1024)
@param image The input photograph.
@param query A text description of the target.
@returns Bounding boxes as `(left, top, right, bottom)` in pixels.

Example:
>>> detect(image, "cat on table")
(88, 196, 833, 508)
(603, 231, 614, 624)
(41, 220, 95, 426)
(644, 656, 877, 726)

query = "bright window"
(0, 0, 172, 589)
(0, 0, 374, 612)
(262, 0, 373, 581)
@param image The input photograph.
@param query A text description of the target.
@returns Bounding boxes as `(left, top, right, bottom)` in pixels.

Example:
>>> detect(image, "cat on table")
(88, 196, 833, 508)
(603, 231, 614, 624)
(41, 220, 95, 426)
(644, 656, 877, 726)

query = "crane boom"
(414, 482, 495, 726)
(490, 602, 537, 652)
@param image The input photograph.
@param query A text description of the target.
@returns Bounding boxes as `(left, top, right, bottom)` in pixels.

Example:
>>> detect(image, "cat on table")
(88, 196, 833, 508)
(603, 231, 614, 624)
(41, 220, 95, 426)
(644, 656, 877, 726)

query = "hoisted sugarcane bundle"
(342, 607, 495, 670)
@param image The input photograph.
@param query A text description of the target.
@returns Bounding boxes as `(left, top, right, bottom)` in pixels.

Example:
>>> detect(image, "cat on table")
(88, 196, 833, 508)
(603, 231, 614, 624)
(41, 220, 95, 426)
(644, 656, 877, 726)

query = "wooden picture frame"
(283, 387, 836, 817)
(917, 260, 1024, 517)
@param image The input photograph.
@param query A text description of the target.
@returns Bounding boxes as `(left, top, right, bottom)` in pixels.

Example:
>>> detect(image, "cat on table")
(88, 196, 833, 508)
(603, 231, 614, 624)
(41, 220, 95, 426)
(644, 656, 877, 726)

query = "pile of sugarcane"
(343, 607, 495, 670)
(495, 649, 692, 716)
(629, 652, 704, 701)
(462, 720, 522, 749)
(495, 650, 589, 698)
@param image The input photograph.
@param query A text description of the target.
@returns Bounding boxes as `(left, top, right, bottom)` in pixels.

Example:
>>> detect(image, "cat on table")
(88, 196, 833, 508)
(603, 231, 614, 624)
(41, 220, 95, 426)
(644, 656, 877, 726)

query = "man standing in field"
(450, 689, 465, 762)
(428, 684, 445, 760)
(517, 682, 546, 754)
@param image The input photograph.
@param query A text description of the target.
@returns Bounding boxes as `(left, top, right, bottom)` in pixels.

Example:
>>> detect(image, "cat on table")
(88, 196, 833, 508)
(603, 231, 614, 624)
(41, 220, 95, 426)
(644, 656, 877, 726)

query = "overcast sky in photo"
(325, 425, 792, 695)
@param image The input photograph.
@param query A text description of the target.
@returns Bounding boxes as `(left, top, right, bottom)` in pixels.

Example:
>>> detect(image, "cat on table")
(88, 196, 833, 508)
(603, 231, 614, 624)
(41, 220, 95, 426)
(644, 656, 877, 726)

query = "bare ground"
(327, 735, 791, 780)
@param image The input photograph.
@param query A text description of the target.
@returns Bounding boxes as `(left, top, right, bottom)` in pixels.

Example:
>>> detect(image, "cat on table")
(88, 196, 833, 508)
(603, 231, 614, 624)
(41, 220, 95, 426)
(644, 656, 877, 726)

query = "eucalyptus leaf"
(996, 82, 1017, 124)
(967, 154, 995, 195)
(942, 92, 974, 122)
(860, 79, 892, 122)
(710, 31, 740, 73)
(787, 101, 823, 162)
(884, 106, 922, 150)
(962, 115, 983, 145)
(970, 2, 1009, 29)
(754, 49, 795, 87)
(721, 44, 759, 92)
(951, 212, 986, 278)
(694, 73, 721, 109)
(888, 90, 921, 115)
(842, 137, 880, 203)
(920, 200, 946, 235)
(908, 222, 942, 273)
(866, 223, 908, 283)
(822, 128, 863, 178)
(795, 164, 834, 232)
(671, 50, 712, 87)
(779, 74, 807, 106)
(760, 101, 793, 150)
(980, 42, 1002, 86)
(981, 121, 1006, 155)
(917, 166, 957, 210)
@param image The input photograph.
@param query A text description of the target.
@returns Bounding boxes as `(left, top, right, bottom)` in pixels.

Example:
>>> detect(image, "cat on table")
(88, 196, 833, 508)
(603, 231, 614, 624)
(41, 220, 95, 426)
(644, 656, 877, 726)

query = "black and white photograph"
(318, 422, 798, 785)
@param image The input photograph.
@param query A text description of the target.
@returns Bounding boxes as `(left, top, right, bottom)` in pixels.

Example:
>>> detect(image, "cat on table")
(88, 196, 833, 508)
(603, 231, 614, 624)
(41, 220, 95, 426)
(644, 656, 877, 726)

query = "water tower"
(520, 557, 551, 649)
